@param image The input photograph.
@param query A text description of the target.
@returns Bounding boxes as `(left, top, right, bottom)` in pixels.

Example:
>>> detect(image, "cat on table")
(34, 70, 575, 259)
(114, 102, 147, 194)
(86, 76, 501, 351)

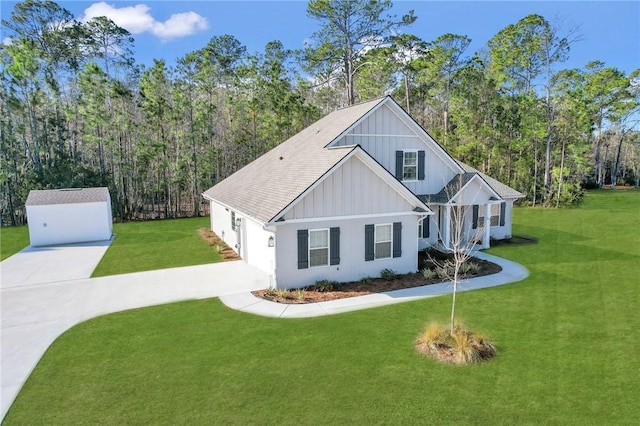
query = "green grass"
(92, 217, 221, 277)
(0, 225, 29, 261)
(4, 190, 640, 424)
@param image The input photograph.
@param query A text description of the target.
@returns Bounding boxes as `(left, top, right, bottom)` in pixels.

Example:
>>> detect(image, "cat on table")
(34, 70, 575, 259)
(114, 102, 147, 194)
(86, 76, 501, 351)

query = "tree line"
(1, 0, 638, 226)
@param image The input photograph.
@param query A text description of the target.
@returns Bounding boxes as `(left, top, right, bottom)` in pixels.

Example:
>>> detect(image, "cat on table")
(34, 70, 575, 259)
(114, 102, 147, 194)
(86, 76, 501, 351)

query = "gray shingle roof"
(203, 98, 386, 223)
(26, 188, 110, 206)
(419, 172, 477, 204)
(456, 161, 525, 199)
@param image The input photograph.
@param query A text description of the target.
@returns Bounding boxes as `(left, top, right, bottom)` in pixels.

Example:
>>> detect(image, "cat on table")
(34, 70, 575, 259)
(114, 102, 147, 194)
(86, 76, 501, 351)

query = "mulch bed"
(198, 228, 242, 261)
(253, 255, 502, 304)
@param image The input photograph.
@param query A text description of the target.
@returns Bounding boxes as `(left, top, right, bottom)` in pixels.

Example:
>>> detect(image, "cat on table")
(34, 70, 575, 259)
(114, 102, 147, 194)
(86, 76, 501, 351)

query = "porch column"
(483, 203, 491, 249)
(444, 204, 451, 250)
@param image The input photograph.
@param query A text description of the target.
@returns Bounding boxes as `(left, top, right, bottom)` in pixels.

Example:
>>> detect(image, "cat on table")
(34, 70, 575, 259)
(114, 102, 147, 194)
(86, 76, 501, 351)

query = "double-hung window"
(396, 150, 424, 181)
(309, 229, 329, 267)
(375, 224, 392, 259)
(490, 204, 500, 227)
(403, 151, 417, 180)
(365, 222, 401, 261)
(298, 228, 340, 269)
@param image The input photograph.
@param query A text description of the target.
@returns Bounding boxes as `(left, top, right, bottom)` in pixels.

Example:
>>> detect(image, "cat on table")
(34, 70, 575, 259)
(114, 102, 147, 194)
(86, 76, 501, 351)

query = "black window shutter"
(393, 222, 402, 258)
(422, 218, 430, 238)
(330, 227, 340, 265)
(499, 202, 506, 226)
(472, 205, 479, 229)
(297, 229, 308, 269)
(418, 151, 425, 180)
(395, 151, 403, 180)
(365, 224, 375, 261)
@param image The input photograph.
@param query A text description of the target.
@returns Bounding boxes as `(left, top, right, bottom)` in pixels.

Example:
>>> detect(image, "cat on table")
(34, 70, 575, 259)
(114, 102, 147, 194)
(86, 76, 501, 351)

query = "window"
(365, 223, 401, 261)
(403, 151, 417, 180)
(418, 218, 429, 238)
(375, 224, 392, 259)
(298, 228, 340, 269)
(231, 211, 236, 231)
(490, 204, 500, 226)
(396, 150, 424, 181)
(309, 229, 329, 267)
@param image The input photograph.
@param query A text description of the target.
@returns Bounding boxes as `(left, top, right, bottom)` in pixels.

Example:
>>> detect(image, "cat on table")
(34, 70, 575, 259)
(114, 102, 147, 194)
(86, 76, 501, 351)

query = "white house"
(203, 96, 523, 289)
(25, 187, 113, 247)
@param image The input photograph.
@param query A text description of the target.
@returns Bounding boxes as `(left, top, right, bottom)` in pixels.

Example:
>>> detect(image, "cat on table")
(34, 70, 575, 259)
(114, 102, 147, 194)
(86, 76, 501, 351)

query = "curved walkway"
(220, 252, 529, 318)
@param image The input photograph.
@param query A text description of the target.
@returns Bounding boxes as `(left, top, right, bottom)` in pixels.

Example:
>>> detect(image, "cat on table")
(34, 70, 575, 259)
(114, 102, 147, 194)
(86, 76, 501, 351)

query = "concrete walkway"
(1, 249, 270, 421)
(220, 252, 529, 318)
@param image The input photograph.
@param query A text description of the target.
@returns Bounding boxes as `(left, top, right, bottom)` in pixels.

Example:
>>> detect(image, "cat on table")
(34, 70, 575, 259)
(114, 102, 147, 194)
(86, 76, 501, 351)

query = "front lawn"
(4, 190, 640, 424)
(92, 217, 221, 277)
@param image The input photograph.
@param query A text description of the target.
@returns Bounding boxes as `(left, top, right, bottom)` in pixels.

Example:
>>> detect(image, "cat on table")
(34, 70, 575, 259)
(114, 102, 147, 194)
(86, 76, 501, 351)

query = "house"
(25, 187, 113, 247)
(203, 96, 523, 288)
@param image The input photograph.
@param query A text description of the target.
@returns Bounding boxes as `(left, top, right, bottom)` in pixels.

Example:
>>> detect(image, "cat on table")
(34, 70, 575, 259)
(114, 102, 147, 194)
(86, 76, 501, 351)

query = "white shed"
(25, 188, 113, 247)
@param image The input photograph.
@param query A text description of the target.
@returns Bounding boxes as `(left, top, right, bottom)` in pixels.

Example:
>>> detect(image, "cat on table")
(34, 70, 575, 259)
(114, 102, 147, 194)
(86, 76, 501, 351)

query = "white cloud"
(81, 2, 208, 42)
(151, 12, 208, 41)
(2, 37, 13, 46)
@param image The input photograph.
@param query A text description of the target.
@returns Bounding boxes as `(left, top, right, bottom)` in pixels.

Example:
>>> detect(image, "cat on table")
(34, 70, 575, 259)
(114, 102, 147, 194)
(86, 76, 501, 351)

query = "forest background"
(1, 0, 639, 225)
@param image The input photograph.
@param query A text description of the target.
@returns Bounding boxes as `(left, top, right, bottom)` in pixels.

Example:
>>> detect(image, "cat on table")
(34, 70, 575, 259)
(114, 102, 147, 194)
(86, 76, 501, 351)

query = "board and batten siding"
(283, 155, 413, 220)
(333, 103, 458, 195)
(274, 214, 419, 289)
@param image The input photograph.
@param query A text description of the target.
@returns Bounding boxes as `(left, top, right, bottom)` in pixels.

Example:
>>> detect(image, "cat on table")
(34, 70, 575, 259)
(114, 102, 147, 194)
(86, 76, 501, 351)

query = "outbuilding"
(25, 187, 113, 247)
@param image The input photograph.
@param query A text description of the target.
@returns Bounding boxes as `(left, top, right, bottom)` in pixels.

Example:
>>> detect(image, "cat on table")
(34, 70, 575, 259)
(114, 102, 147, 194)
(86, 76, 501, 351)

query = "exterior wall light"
(268, 236, 275, 247)
(235, 218, 241, 228)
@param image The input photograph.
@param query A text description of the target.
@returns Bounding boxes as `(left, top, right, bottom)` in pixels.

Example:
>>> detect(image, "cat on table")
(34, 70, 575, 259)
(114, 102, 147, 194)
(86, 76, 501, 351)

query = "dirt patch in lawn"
(198, 228, 241, 261)
(253, 253, 502, 304)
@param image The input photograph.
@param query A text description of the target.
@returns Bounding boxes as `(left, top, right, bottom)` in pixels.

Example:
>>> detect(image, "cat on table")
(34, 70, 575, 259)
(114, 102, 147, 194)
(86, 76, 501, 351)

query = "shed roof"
(25, 188, 110, 206)
(203, 98, 386, 223)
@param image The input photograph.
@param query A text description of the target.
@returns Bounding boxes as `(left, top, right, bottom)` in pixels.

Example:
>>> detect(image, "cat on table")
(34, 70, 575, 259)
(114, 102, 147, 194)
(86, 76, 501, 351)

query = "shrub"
(421, 268, 436, 280)
(360, 276, 373, 284)
(295, 288, 306, 301)
(434, 261, 455, 279)
(380, 268, 397, 281)
(459, 261, 480, 275)
(417, 322, 497, 364)
(276, 288, 290, 299)
(311, 279, 335, 292)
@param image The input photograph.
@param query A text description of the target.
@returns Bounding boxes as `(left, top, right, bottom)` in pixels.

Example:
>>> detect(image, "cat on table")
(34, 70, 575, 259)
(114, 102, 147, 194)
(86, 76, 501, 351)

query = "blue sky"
(2, 1, 639, 75)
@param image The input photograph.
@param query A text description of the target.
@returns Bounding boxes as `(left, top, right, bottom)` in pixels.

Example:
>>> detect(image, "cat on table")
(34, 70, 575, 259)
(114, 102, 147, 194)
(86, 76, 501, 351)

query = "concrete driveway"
(0, 244, 270, 421)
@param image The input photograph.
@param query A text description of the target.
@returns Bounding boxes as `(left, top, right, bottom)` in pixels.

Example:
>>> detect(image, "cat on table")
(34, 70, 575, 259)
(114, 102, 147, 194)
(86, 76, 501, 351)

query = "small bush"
(276, 288, 291, 299)
(421, 268, 436, 280)
(380, 268, 398, 281)
(417, 322, 497, 364)
(360, 276, 373, 284)
(311, 279, 335, 292)
(265, 287, 277, 297)
(295, 288, 306, 301)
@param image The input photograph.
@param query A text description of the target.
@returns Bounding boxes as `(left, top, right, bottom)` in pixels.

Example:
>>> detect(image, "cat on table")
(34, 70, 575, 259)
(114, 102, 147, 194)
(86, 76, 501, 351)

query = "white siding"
(334, 103, 458, 195)
(210, 200, 276, 281)
(490, 199, 515, 240)
(274, 214, 419, 289)
(453, 179, 496, 205)
(283, 156, 414, 220)
(27, 201, 112, 246)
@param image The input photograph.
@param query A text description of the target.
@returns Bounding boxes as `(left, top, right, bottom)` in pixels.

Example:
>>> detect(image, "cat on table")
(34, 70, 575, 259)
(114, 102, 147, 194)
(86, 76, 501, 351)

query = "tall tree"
(303, 0, 415, 106)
